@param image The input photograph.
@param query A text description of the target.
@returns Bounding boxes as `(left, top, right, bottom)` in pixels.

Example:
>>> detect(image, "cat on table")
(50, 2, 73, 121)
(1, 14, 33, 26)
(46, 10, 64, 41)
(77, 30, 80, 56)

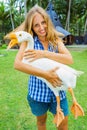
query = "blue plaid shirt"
(28, 36, 66, 102)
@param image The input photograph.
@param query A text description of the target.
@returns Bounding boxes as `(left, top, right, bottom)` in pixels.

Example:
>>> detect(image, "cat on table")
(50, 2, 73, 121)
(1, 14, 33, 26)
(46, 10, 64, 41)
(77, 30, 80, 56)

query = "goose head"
(5, 31, 34, 50)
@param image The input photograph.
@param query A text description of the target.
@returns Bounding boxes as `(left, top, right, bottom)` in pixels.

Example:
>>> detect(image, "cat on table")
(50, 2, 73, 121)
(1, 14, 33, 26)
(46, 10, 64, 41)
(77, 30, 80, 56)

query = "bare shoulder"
(57, 39, 70, 54)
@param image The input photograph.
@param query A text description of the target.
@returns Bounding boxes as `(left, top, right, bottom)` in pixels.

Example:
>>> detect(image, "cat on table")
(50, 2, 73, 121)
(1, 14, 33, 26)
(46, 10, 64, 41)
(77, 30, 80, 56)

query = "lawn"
(0, 49, 87, 130)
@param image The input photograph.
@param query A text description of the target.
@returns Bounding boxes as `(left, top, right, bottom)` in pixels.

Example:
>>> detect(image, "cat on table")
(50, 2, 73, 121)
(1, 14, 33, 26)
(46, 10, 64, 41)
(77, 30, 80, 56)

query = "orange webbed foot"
(71, 102, 85, 119)
(53, 108, 64, 127)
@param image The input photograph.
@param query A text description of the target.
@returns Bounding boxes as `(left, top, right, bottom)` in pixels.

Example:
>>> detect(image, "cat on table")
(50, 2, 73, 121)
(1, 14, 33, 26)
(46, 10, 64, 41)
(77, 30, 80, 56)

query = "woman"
(14, 5, 73, 130)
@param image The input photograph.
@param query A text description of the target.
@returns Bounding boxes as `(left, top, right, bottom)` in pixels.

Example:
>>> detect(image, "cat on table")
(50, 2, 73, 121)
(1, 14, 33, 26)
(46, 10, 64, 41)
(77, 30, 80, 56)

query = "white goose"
(5, 31, 84, 127)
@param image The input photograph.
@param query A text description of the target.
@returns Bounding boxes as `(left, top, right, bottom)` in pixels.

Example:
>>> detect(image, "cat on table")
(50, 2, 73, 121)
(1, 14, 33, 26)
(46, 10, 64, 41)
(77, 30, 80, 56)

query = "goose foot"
(53, 108, 64, 127)
(71, 102, 85, 119)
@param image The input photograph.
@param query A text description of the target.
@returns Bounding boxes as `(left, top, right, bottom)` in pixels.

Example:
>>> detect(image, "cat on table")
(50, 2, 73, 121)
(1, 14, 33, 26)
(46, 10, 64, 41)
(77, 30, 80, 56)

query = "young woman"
(14, 5, 73, 130)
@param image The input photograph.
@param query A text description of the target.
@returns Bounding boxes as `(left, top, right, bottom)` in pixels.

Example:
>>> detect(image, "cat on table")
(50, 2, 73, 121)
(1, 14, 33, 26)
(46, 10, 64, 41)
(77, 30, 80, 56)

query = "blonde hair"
(24, 5, 63, 47)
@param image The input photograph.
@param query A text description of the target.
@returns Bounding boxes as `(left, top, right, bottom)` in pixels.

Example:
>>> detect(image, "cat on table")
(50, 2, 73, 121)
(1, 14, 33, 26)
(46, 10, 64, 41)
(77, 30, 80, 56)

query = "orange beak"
(4, 33, 18, 49)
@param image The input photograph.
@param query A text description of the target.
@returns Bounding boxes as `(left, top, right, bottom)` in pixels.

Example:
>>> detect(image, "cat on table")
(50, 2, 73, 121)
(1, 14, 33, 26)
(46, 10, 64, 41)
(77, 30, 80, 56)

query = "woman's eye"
(35, 24, 39, 27)
(42, 21, 46, 24)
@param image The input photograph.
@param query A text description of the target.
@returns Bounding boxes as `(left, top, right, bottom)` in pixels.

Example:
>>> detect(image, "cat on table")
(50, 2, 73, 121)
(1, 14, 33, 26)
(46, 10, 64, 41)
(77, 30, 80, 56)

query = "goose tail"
(74, 70, 84, 76)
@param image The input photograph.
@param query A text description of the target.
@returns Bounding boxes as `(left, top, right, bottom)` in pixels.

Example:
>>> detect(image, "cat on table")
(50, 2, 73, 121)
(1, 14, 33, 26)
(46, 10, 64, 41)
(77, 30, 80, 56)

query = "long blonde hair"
(24, 5, 63, 47)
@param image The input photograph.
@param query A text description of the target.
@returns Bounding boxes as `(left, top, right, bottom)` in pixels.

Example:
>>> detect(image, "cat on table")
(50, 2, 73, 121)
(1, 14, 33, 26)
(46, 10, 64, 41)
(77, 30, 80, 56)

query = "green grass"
(0, 49, 87, 130)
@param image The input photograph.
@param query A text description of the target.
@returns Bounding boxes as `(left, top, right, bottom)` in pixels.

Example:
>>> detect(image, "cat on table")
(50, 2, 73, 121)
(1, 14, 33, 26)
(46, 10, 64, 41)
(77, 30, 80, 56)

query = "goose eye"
(19, 34, 22, 36)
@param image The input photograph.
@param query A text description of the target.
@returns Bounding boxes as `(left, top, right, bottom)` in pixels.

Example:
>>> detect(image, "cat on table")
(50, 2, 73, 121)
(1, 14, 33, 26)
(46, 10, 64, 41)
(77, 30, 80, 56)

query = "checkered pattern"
(28, 36, 66, 102)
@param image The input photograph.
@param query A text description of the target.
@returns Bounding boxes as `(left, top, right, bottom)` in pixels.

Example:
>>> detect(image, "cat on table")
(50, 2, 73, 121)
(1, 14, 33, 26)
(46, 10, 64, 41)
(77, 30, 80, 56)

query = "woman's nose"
(39, 24, 44, 29)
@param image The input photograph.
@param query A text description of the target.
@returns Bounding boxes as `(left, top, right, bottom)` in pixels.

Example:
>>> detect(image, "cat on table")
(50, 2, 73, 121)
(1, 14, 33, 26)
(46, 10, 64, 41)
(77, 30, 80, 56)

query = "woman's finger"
(24, 51, 35, 57)
(50, 67, 59, 73)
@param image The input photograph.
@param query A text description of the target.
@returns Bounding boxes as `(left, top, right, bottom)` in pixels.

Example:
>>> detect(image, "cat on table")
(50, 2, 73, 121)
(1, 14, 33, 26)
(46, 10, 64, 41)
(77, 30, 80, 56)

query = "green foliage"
(0, 44, 7, 49)
(0, 0, 87, 37)
(0, 49, 87, 130)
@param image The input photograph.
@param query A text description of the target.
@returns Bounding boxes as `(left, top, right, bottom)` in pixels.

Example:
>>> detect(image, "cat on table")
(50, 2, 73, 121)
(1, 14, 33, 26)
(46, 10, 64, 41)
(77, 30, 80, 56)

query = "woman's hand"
(23, 49, 44, 62)
(44, 67, 62, 88)
(24, 50, 62, 87)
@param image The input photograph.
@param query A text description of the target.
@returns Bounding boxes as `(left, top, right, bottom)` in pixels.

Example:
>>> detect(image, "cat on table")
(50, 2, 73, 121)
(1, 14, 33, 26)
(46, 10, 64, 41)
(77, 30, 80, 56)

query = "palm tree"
(84, 15, 87, 34)
(65, 0, 72, 31)
(24, 0, 28, 17)
(6, 0, 16, 30)
(0, 1, 10, 41)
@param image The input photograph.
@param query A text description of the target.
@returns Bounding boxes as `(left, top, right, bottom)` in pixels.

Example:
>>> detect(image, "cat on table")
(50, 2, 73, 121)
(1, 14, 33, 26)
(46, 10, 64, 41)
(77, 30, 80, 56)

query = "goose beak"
(5, 33, 18, 49)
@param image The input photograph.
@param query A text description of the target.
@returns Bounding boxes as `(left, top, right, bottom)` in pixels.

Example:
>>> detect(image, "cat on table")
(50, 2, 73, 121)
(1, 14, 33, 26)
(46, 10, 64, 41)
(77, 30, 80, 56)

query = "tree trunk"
(24, 0, 28, 17)
(9, 9, 14, 30)
(65, 0, 72, 31)
(84, 17, 87, 34)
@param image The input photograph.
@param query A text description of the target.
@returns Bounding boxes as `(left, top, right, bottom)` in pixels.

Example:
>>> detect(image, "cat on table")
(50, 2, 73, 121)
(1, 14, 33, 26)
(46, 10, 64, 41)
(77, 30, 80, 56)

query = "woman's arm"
(44, 41, 73, 65)
(14, 42, 62, 87)
(24, 41, 73, 65)
(14, 42, 46, 76)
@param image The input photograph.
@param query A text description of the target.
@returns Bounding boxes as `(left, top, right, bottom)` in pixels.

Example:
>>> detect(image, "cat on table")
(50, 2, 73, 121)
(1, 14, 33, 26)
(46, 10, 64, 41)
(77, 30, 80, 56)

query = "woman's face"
(32, 13, 47, 38)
